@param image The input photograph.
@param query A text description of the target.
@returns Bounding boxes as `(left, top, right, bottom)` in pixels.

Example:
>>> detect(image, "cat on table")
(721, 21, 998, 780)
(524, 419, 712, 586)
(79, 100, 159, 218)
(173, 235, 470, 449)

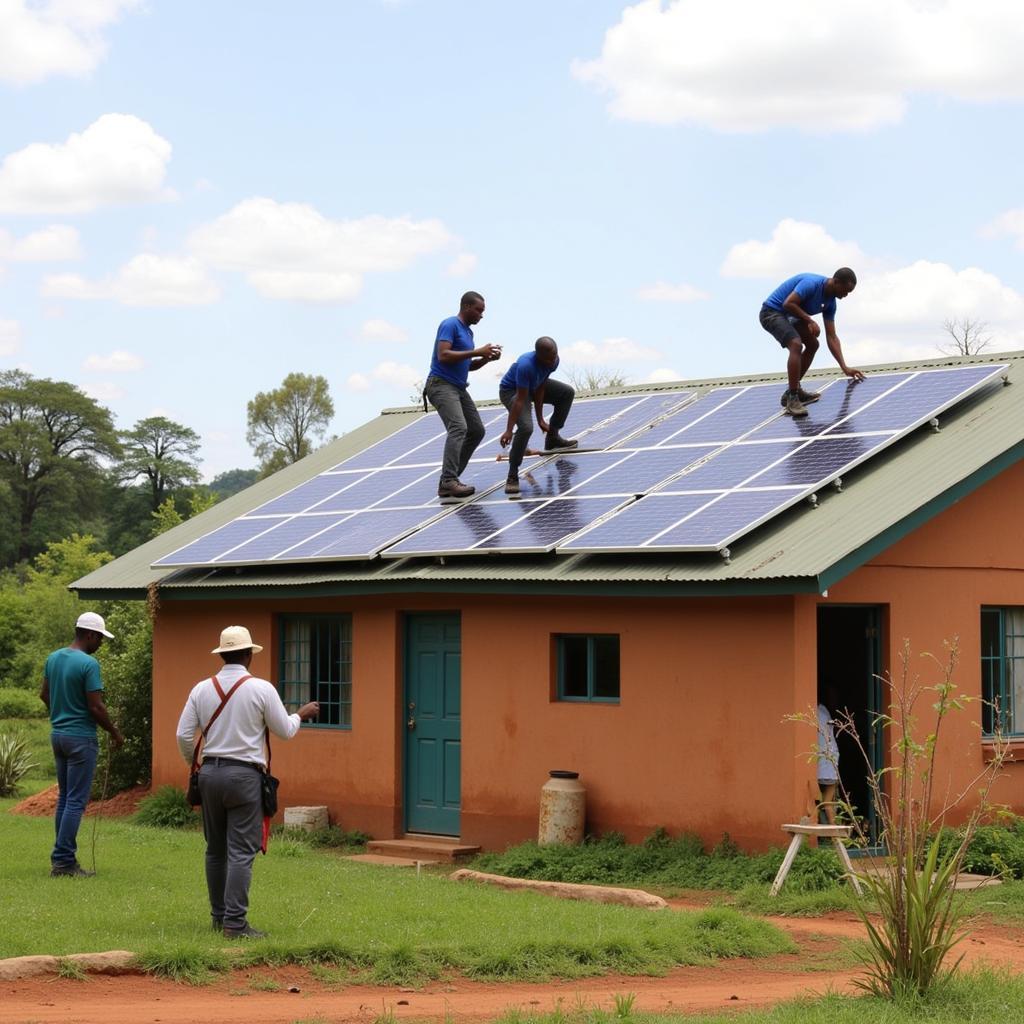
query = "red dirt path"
(4, 906, 1024, 1024)
(10, 784, 149, 818)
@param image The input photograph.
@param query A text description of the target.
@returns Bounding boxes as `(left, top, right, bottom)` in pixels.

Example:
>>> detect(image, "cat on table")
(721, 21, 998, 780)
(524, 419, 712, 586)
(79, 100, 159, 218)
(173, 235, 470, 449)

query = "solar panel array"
(153, 364, 1007, 568)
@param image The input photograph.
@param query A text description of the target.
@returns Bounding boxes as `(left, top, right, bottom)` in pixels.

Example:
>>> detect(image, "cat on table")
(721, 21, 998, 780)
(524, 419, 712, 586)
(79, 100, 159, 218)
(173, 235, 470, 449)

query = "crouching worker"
(175, 626, 319, 939)
(498, 337, 577, 496)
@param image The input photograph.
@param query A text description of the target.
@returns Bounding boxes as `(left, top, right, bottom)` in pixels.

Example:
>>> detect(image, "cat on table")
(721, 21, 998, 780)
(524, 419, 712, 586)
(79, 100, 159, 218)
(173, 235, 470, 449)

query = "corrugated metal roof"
(72, 351, 1024, 598)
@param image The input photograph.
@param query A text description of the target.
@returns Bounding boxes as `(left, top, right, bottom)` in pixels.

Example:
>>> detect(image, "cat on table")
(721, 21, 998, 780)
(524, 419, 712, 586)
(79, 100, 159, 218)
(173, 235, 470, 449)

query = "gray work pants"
(498, 378, 575, 478)
(424, 375, 485, 483)
(198, 761, 263, 929)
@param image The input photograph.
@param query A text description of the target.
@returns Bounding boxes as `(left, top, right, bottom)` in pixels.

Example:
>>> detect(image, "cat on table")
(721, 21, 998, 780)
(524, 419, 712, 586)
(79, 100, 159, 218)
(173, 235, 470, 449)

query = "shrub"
(0, 687, 46, 719)
(0, 731, 39, 796)
(135, 785, 196, 828)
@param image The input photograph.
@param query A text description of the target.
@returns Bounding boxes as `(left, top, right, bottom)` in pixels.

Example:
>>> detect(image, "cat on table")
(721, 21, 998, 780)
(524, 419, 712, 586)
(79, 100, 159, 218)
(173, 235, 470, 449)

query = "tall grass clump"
(0, 731, 38, 795)
(134, 784, 197, 829)
(795, 638, 1009, 999)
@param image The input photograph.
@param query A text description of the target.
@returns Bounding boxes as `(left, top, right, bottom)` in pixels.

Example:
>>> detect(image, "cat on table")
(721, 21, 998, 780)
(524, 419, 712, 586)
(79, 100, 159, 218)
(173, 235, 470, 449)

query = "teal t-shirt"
(46, 648, 103, 737)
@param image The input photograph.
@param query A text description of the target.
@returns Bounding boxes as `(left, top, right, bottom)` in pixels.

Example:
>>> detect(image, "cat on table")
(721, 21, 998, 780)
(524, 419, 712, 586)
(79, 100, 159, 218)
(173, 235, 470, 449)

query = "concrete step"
(366, 837, 480, 863)
(344, 853, 440, 869)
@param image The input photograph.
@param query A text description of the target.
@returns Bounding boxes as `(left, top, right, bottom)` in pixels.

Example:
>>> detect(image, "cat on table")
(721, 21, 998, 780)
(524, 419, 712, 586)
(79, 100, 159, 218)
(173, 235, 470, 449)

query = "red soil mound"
(10, 784, 149, 818)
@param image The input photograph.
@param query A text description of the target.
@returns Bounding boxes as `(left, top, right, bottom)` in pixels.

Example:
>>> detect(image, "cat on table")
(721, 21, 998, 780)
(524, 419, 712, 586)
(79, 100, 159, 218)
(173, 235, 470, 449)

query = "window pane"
(1006, 608, 1024, 734)
(981, 608, 1000, 734)
(279, 615, 352, 727)
(592, 636, 620, 700)
(559, 636, 589, 698)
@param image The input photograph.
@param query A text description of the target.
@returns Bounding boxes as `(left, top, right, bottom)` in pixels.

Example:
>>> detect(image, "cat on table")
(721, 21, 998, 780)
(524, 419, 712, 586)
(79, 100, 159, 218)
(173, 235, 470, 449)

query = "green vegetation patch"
(0, 813, 793, 984)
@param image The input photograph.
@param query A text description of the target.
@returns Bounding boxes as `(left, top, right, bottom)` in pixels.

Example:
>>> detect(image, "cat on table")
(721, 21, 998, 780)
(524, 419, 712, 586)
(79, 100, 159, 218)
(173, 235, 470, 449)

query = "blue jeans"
(51, 733, 99, 868)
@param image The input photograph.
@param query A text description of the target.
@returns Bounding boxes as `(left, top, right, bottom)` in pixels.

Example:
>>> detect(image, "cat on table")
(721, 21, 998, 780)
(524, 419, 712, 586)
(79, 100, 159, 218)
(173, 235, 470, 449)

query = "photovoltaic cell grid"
(152, 365, 1006, 567)
(152, 391, 695, 566)
(560, 363, 1008, 554)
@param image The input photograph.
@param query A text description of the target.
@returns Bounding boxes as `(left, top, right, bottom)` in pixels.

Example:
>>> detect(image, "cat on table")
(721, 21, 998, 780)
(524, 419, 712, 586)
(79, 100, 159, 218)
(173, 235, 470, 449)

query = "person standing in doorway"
(40, 611, 123, 878)
(424, 291, 502, 502)
(816, 685, 841, 825)
(175, 626, 319, 939)
(498, 337, 577, 496)
(759, 269, 865, 417)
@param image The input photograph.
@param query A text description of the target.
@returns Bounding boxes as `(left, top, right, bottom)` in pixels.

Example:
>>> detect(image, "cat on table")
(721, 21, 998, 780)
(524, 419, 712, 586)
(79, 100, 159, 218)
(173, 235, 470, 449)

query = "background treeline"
(0, 368, 336, 794)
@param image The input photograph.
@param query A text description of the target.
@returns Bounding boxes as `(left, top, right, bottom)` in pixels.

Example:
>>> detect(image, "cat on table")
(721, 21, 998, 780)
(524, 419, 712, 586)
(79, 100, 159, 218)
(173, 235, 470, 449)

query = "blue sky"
(3, 0, 1024, 478)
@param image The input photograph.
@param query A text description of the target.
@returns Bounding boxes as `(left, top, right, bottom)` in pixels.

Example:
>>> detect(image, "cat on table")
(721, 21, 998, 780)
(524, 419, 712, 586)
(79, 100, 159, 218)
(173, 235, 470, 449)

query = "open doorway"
(817, 605, 885, 848)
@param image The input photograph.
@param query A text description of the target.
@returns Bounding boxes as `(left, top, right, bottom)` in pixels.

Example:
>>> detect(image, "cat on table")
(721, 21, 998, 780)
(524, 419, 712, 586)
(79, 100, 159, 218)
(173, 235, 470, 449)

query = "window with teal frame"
(981, 607, 1024, 737)
(279, 615, 352, 728)
(555, 634, 620, 703)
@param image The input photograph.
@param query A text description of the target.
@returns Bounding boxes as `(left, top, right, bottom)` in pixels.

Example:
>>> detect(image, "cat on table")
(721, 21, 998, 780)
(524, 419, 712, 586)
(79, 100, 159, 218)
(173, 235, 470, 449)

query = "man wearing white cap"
(176, 626, 319, 939)
(39, 611, 124, 877)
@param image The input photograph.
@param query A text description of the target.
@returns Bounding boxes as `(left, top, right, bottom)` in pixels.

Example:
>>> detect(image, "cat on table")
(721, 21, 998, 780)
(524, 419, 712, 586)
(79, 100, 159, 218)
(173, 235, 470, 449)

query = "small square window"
(555, 634, 620, 703)
(279, 615, 352, 728)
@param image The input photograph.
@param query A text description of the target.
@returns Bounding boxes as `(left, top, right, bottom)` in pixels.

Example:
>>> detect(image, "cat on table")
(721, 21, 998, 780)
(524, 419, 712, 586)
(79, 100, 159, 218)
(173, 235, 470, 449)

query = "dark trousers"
(198, 762, 263, 929)
(424, 375, 485, 483)
(499, 378, 575, 477)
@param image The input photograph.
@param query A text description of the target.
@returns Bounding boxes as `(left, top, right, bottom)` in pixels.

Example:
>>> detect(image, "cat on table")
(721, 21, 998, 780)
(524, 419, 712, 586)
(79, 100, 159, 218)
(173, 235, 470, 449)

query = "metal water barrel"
(538, 770, 586, 845)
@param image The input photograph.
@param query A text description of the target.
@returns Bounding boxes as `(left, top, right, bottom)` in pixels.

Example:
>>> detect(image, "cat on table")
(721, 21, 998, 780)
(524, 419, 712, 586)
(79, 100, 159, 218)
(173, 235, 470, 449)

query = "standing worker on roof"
(424, 291, 502, 503)
(759, 269, 865, 417)
(498, 337, 577, 496)
(40, 611, 124, 878)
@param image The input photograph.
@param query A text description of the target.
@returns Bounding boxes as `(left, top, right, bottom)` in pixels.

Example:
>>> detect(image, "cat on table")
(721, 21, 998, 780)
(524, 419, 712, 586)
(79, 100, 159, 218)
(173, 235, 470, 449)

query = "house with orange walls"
(73, 353, 1024, 851)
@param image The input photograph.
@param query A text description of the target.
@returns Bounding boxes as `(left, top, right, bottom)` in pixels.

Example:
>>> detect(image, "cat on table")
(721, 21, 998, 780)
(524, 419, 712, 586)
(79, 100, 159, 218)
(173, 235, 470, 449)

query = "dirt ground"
(4, 905, 1024, 1024)
(10, 784, 150, 818)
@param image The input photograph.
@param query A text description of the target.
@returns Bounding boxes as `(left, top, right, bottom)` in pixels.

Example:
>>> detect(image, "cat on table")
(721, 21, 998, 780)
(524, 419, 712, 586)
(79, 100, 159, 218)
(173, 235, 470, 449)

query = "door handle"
(407, 717, 416, 730)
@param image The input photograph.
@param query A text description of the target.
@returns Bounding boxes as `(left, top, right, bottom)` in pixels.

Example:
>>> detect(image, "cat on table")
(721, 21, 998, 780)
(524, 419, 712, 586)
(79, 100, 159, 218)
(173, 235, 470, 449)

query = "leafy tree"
(0, 371, 120, 564)
(246, 372, 334, 476)
(208, 467, 259, 498)
(117, 416, 202, 512)
(151, 490, 218, 538)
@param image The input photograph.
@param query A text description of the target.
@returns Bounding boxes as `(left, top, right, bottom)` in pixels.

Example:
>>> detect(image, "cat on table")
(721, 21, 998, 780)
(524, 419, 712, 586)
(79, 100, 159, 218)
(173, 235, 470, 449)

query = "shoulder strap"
(190, 673, 252, 771)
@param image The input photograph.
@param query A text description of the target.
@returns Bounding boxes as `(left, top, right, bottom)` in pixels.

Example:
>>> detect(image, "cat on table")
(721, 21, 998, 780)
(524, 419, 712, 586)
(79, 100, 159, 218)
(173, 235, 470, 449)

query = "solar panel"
(153, 363, 1008, 568)
(561, 363, 1008, 554)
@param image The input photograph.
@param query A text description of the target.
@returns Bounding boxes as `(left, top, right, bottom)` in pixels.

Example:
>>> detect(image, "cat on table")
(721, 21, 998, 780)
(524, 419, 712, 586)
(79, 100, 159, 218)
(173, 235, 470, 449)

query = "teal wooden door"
(404, 614, 461, 835)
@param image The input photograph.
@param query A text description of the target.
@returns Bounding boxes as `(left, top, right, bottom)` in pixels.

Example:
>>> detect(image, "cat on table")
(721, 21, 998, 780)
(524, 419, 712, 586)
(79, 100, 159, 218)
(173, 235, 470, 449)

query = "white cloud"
(644, 368, 682, 383)
(42, 254, 220, 306)
(446, 251, 478, 277)
(562, 337, 664, 364)
(346, 373, 371, 393)
(0, 319, 22, 356)
(360, 318, 409, 343)
(721, 220, 867, 279)
(0, 114, 172, 214)
(0, 0, 140, 85)
(81, 380, 125, 402)
(0, 224, 81, 261)
(982, 207, 1024, 248)
(189, 197, 452, 304)
(82, 349, 143, 372)
(370, 361, 421, 389)
(574, 0, 1024, 133)
(636, 280, 709, 302)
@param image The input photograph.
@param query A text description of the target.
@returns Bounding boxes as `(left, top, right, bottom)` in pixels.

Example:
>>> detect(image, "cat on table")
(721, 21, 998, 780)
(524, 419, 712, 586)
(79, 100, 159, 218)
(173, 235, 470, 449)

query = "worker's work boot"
(783, 392, 809, 418)
(437, 479, 475, 504)
(779, 387, 821, 407)
(504, 475, 520, 496)
(544, 434, 578, 452)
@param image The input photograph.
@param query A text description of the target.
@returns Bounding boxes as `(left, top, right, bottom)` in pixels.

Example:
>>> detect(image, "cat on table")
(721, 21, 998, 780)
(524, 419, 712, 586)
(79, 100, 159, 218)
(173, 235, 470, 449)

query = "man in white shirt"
(176, 625, 319, 939)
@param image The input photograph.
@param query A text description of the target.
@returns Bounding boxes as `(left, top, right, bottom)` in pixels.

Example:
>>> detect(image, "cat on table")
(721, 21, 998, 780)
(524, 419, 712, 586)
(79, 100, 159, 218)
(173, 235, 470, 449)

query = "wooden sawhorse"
(769, 823, 864, 897)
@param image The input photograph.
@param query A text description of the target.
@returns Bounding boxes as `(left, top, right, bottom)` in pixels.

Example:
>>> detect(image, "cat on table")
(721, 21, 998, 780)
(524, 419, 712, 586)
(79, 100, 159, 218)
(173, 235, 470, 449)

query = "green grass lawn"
(0, 810, 794, 983)
(494, 968, 1024, 1024)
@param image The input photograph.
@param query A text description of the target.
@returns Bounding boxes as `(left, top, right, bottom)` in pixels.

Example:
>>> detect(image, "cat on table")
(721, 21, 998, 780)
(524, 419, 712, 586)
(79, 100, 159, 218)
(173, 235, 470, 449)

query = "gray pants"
(424, 375, 485, 484)
(198, 761, 263, 929)
(499, 378, 575, 477)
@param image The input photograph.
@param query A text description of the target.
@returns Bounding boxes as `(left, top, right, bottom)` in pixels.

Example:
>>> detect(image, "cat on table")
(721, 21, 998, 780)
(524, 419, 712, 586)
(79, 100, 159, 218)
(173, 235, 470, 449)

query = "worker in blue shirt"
(498, 337, 576, 495)
(759, 268, 865, 417)
(424, 291, 502, 502)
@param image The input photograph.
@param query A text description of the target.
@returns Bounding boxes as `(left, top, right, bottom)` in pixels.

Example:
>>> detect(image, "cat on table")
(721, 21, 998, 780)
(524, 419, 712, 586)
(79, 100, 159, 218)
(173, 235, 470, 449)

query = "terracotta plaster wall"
(152, 593, 818, 850)
(457, 594, 816, 851)
(153, 597, 413, 838)
(819, 459, 1024, 820)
